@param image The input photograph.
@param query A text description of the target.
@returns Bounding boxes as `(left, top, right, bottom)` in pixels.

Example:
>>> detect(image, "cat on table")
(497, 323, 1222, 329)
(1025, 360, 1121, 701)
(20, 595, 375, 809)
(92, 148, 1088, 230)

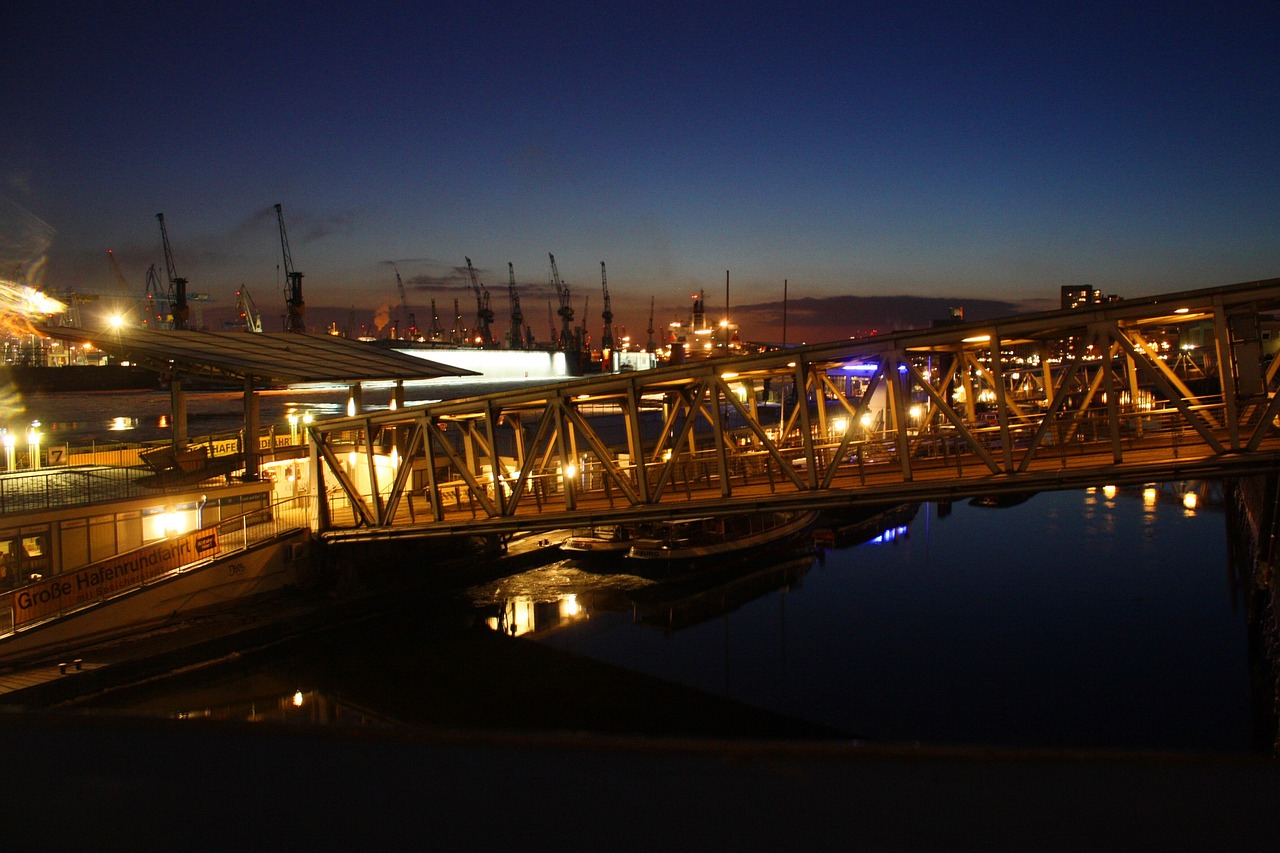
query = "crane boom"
(274, 203, 306, 333)
(506, 262, 527, 350)
(427, 299, 444, 342)
(599, 261, 615, 353)
(464, 257, 495, 346)
(236, 285, 263, 333)
(549, 252, 574, 351)
(646, 295, 655, 351)
(106, 250, 131, 292)
(155, 213, 189, 330)
(393, 264, 416, 339)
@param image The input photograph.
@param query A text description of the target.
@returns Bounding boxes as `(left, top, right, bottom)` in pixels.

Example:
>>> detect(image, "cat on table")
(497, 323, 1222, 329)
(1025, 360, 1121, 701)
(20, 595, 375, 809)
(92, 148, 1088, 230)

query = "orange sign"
(12, 529, 220, 627)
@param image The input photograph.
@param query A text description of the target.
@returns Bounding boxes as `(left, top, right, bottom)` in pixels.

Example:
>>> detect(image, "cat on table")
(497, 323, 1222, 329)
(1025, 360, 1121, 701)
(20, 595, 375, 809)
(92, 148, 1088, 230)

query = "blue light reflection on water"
(535, 488, 1253, 752)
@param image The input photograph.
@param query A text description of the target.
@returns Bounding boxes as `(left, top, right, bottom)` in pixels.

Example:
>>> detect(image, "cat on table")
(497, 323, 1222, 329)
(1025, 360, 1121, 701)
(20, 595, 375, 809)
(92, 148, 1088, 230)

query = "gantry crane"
(599, 261, 615, 354)
(155, 213, 189, 330)
(465, 257, 495, 346)
(393, 264, 417, 339)
(549, 252, 575, 351)
(274, 203, 306, 333)
(506, 262, 531, 350)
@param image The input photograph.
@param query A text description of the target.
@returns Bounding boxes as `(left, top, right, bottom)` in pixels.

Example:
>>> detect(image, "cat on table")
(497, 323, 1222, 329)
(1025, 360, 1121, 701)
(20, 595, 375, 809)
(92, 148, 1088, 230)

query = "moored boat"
(560, 524, 636, 558)
(626, 510, 817, 567)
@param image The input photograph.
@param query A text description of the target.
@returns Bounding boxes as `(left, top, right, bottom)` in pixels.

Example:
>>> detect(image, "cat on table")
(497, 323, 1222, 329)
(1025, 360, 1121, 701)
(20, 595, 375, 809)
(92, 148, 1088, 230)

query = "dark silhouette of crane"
(465, 257, 495, 346)
(155, 213, 189, 330)
(274, 203, 306, 333)
(393, 264, 417, 339)
(506, 262, 531, 350)
(549, 252, 575, 351)
(646, 295, 656, 352)
(427, 299, 445, 342)
(106, 250, 131, 293)
(236, 285, 263, 333)
(142, 264, 165, 328)
(599, 261, 615, 355)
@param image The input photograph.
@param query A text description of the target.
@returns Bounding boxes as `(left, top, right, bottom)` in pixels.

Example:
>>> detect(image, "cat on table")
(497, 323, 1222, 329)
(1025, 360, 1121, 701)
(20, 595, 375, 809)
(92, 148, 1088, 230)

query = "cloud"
(229, 206, 279, 242)
(406, 266, 471, 293)
(230, 206, 356, 245)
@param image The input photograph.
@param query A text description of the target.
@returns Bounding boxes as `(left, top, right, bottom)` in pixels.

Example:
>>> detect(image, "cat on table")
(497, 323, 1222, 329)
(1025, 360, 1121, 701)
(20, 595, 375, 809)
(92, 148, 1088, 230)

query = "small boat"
(626, 510, 817, 566)
(969, 491, 1035, 509)
(560, 524, 636, 557)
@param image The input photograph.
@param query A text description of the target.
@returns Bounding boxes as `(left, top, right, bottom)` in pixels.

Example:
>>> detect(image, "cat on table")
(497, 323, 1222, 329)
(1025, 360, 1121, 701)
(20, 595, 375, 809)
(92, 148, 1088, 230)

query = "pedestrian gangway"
(309, 276, 1280, 543)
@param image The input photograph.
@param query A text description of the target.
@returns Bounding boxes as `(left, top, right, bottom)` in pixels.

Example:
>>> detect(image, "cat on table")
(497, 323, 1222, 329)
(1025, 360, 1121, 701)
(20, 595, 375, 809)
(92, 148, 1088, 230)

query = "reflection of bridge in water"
(309, 277, 1280, 544)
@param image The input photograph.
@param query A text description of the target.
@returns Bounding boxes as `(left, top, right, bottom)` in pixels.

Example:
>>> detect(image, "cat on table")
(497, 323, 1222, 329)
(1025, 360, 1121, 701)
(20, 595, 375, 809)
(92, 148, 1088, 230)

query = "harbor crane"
(236, 285, 263, 333)
(106, 250, 132, 293)
(646, 295, 655, 351)
(142, 264, 166, 328)
(155, 213, 189, 330)
(105, 249, 140, 325)
(274, 203, 306, 333)
(452, 298, 465, 344)
(549, 252, 575, 351)
(506, 262, 531, 350)
(599, 261, 615, 354)
(464, 257, 495, 346)
(427, 299, 445, 342)
(393, 264, 417, 339)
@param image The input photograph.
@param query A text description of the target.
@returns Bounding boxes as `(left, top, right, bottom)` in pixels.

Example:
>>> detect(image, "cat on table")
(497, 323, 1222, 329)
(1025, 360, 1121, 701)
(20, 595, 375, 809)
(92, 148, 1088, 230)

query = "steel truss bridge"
(309, 277, 1280, 543)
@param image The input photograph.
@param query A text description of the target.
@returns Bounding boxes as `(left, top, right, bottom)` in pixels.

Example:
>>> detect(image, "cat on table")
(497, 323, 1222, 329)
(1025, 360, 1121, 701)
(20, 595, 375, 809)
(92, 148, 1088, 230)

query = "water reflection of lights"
(487, 594, 588, 637)
(869, 525, 908, 544)
(1103, 484, 1117, 499)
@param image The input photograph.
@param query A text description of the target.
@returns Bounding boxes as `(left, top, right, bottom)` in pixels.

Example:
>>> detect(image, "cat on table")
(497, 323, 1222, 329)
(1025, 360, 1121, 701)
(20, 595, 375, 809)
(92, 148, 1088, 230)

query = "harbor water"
(466, 487, 1255, 752)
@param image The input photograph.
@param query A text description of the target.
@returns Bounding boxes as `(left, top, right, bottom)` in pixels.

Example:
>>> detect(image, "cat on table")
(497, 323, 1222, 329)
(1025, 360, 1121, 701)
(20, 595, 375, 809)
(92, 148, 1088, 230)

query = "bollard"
(58, 662, 67, 675)
(74, 659, 82, 671)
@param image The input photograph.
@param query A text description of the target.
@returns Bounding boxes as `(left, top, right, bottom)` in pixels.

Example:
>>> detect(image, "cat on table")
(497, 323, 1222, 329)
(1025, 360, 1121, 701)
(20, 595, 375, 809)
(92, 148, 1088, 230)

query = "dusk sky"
(4, 2, 1278, 344)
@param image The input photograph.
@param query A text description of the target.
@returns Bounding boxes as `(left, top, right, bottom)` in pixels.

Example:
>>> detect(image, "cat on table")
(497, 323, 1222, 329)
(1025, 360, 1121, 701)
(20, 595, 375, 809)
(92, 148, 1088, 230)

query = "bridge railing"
(315, 391, 1249, 531)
